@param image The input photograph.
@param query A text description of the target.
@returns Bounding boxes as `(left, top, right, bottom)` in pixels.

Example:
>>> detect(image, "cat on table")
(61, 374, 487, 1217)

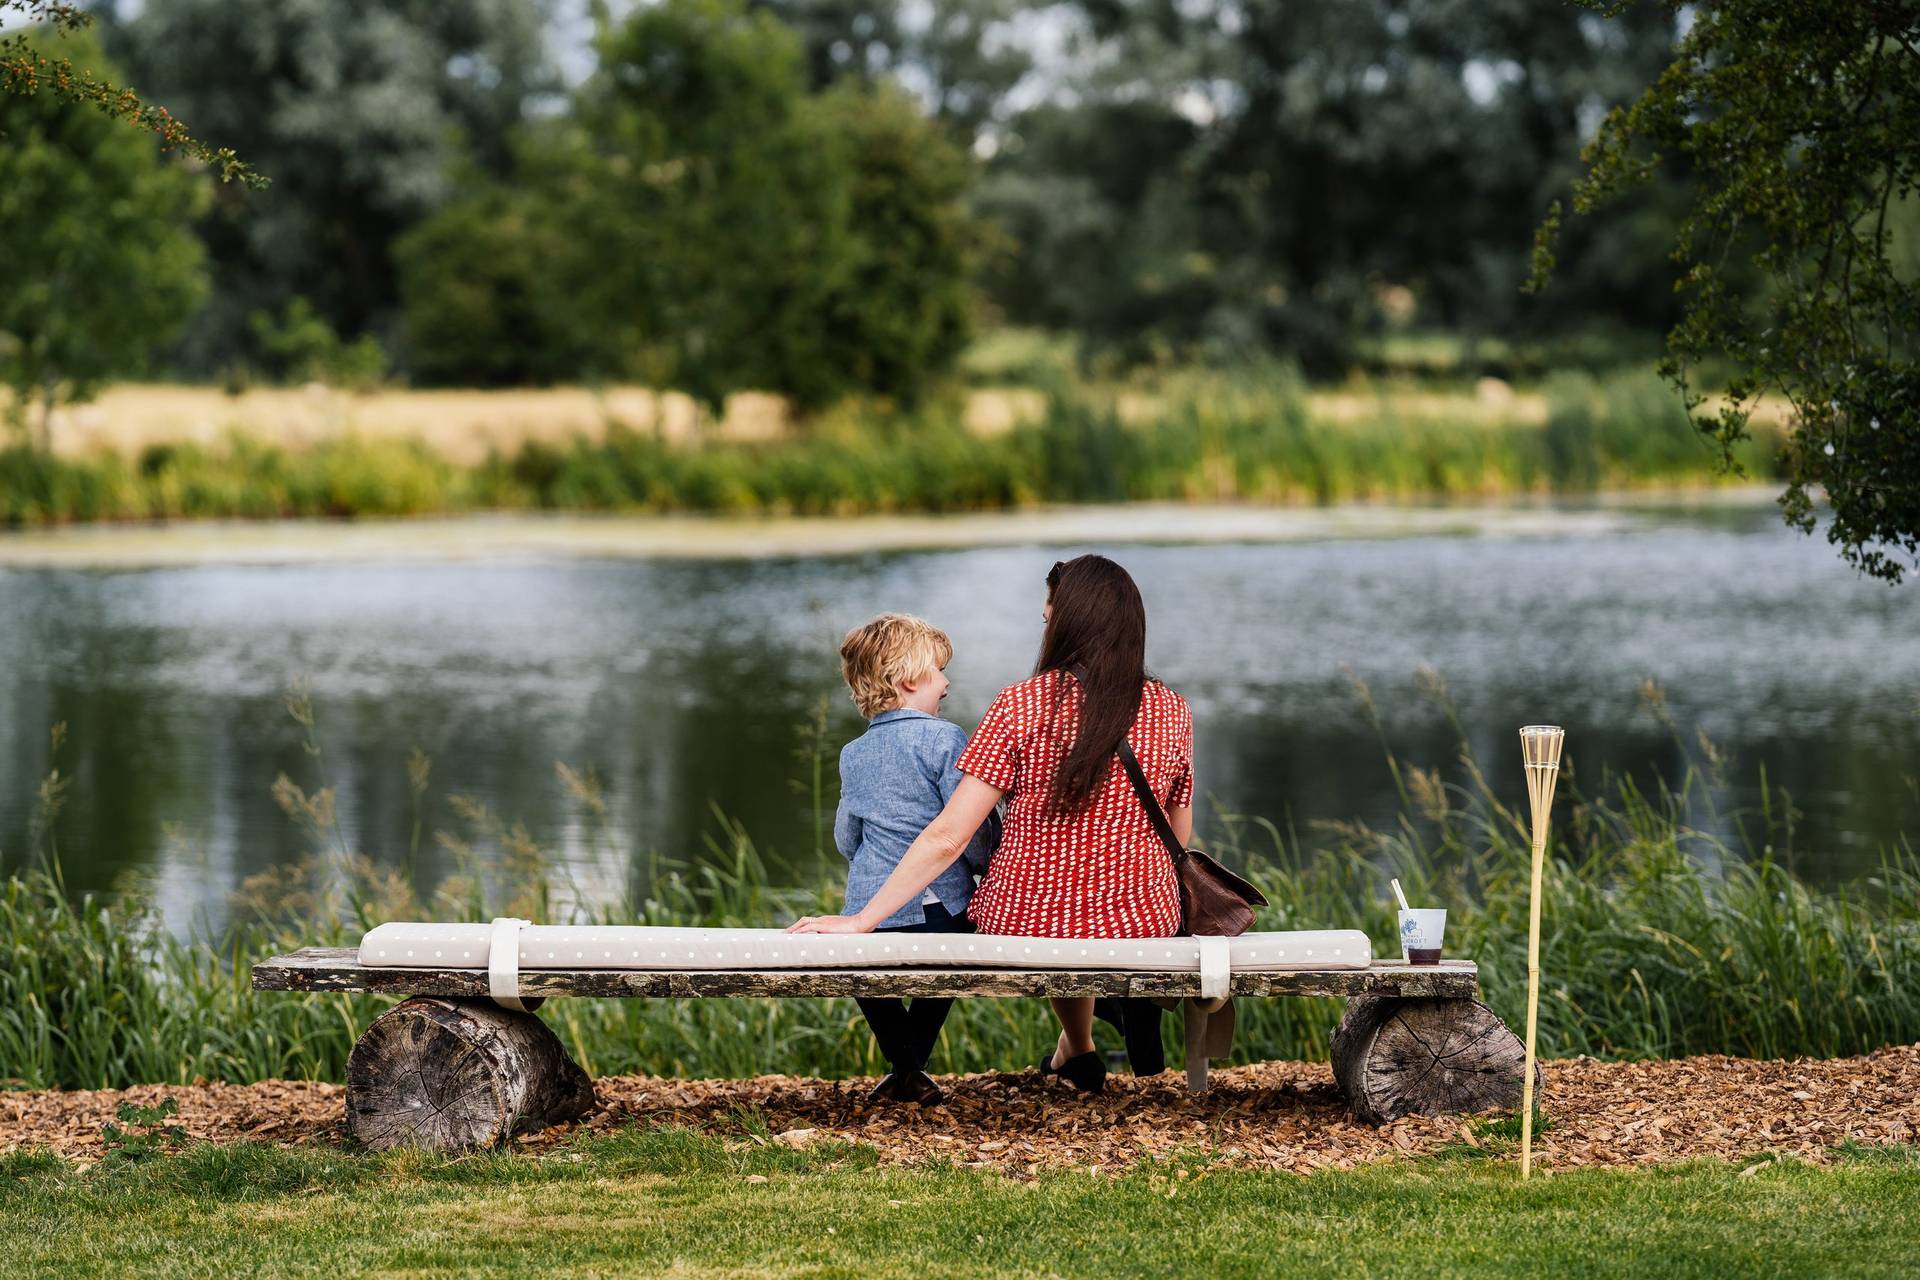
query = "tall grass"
(0, 368, 1786, 526)
(4, 675, 1910, 1092)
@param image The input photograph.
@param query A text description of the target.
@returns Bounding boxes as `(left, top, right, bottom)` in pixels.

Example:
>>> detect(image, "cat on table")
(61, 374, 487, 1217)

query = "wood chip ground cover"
(4, 1045, 1915, 1174)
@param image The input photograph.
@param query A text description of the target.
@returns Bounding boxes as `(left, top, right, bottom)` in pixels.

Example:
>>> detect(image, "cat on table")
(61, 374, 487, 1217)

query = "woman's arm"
(789, 775, 1005, 934)
(1169, 804, 1193, 848)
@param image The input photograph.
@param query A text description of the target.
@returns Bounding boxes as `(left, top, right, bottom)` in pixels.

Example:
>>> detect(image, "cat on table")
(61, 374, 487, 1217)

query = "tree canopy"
(978, 0, 1691, 372)
(100, 0, 554, 372)
(1533, 0, 1919, 581)
(399, 0, 981, 409)
(1, 1, 259, 186)
(0, 26, 206, 447)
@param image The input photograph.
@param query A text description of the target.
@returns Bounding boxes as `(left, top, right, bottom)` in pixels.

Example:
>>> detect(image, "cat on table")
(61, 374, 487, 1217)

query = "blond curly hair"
(839, 613, 953, 718)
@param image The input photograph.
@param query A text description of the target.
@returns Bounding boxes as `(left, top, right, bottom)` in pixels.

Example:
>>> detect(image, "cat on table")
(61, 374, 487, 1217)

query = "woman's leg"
(1048, 996, 1096, 1067)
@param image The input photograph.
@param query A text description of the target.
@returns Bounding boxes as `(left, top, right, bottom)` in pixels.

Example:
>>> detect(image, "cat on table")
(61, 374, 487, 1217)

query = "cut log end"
(1330, 995, 1542, 1126)
(346, 996, 595, 1152)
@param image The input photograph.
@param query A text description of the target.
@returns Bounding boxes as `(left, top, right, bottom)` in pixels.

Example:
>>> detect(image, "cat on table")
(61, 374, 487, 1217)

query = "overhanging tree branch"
(0, 1, 264, 187)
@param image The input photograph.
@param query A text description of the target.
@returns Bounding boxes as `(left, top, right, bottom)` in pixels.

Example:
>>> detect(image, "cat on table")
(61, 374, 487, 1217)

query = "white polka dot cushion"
(357, 923, 1371, 972)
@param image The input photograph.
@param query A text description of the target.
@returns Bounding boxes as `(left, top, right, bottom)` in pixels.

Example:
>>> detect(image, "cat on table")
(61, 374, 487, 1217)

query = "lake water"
(2, 501, 1916, 930)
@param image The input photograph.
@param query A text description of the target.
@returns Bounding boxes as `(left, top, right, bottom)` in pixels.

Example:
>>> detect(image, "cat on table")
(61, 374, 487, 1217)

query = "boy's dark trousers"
(856, 902, 974, 1073)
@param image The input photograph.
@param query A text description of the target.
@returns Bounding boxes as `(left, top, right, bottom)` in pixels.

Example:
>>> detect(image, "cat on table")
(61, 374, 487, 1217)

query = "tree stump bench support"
(1330, 993, 1543, 1125)
(253, 951, 1516, 1150)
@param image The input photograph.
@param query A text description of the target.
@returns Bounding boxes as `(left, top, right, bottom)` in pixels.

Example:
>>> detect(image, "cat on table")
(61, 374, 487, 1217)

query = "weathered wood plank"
(252, 949, 1478, 1000)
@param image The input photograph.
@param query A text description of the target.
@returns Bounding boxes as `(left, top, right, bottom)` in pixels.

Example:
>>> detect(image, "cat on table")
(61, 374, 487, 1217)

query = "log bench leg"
(1330, 995, 1541, 1126)
(346, 996, 596, 1152)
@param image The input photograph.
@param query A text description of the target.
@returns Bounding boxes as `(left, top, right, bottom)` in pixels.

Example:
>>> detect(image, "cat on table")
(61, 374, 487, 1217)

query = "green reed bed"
(3, 677, 1912, 1093)
(0, 368, 1784, 526)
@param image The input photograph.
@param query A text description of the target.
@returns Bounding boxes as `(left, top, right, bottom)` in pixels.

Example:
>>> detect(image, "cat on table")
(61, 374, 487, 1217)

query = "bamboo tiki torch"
(1518, 724, 1564, 1179)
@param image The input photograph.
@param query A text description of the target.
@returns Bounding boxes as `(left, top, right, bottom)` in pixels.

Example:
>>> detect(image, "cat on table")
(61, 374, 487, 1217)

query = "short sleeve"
(956, 688, 1021, 792)
(928, 723, 969, 803)
(1168, 699, 1195, 808)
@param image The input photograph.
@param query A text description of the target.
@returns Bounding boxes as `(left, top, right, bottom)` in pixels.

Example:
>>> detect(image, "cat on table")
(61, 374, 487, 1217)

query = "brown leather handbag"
(1117, 740, 1268, 936)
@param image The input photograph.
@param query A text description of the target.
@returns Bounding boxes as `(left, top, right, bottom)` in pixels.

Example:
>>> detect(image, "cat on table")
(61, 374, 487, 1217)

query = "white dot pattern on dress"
(957, 671, 1192, 940)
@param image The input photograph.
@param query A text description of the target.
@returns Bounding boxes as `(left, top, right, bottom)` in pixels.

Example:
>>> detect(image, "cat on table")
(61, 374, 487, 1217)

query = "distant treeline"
(9, 2, 1762, 411)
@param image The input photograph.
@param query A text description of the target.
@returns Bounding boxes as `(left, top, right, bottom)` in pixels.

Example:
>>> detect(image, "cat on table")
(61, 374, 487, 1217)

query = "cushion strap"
(1196, 935, 1230, 1001)
(488, 917, 541, 1013)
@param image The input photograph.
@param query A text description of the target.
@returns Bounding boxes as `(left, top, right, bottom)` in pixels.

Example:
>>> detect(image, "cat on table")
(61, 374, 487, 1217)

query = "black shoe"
(1036, 1048, 1107, 1094)
(868, 1069, 944, 1106)
(893, 1068, 944, 1106)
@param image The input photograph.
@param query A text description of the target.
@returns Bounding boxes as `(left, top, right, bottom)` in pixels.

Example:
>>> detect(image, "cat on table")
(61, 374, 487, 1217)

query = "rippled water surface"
(2, 503, 1916, 928)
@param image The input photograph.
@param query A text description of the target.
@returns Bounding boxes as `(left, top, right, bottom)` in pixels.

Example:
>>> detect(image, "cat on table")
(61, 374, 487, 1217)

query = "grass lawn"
(6, 1129, 1918, 1279)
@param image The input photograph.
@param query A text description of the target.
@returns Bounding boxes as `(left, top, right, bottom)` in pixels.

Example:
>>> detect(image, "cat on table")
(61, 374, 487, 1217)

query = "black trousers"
(855, 902, 974, 1072)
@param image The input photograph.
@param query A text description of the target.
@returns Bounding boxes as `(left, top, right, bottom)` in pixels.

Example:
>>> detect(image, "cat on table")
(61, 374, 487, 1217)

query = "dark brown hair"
(1034, 555, 1151, 814)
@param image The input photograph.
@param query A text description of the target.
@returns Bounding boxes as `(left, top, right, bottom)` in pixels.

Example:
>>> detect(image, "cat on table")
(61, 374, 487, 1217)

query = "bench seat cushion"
(357, 923, 1371, 972)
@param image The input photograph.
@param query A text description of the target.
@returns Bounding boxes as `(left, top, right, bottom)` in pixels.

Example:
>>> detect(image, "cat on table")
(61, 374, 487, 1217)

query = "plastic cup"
(1398, 908, 1447, 965)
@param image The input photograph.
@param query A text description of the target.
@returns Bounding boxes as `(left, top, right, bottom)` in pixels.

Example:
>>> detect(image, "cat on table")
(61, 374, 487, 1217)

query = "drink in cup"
(1398, 908, 1446, 965)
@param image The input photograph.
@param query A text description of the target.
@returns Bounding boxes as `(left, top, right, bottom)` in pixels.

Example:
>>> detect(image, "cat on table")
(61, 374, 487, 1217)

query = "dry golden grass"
(20, 380, 1582, 463)
(31, 384, 795, 465)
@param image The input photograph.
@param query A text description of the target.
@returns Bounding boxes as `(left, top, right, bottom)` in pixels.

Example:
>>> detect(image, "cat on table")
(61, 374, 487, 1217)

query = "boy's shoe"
(868, 1069, 944, 1106)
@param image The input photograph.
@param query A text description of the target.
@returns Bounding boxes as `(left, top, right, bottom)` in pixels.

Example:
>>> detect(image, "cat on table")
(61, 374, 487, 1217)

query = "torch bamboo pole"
(1518, 724, 1564, 1179)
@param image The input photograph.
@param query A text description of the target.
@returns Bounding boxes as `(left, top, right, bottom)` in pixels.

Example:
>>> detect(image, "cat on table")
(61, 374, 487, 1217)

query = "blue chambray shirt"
(835, 708, 1002, 928)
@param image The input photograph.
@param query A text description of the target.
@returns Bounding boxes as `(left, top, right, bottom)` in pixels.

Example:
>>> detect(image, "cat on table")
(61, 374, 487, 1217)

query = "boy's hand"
(786, 914, 873, 934)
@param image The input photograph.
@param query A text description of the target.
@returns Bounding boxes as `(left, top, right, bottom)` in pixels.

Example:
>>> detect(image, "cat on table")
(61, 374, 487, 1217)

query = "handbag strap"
(1117, 740, 1186, 866)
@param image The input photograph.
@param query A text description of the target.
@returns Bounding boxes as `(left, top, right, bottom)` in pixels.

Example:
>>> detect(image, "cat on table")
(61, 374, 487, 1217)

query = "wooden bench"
(254, 947, 1531, 1151)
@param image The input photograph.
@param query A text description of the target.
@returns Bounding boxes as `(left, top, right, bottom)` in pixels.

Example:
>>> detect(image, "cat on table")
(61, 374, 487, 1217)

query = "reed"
(3, 681, 1911, 1092)
(0, 368, 1787, 526)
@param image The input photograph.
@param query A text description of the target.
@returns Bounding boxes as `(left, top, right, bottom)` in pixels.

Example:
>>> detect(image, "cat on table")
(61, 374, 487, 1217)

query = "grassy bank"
(4, 1129, 1919, 1279)
(0, 367, 1786, 524)
(3, 679, 1914, 1093)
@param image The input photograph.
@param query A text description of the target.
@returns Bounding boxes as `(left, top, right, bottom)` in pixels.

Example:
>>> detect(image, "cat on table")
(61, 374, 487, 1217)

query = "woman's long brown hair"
(1034, 555, 1152, 814)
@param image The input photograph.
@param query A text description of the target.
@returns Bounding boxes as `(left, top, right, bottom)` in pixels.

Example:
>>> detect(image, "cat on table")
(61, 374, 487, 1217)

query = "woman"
(790, 554, 1193, 1093)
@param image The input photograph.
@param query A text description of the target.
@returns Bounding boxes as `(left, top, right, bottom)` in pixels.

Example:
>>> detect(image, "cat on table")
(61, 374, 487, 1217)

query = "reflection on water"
(2, 504, 1917, 929)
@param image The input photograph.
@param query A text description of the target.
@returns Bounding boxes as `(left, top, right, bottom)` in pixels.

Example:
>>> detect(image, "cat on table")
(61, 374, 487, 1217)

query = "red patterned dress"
(958, 670, 1192, 938)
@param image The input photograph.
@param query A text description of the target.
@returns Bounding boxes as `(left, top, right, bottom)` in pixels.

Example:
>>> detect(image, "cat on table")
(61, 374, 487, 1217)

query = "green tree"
(580, 0, 847, 406)
(0, 27, 206, 449)
(102, 0, 555, 373)
(795, 81, 978, 406)
(981, 0, 1689, 372)
(1, 1, 258, 186)
(1533, 1, 1919, 582)
(393, 153, 601, 387)
(748, 0, 1032, 139)
(401, 0, 982, 407)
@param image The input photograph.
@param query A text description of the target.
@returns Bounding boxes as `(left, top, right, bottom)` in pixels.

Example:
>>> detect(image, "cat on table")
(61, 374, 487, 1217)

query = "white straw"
(1390, 878, 1411, 913)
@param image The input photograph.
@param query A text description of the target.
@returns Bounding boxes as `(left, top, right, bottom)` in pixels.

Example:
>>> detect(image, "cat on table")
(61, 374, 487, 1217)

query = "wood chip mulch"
(5, 1044, 1915, 1175)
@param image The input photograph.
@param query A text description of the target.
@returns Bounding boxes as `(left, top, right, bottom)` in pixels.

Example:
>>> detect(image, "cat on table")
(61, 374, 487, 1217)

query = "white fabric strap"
(488, 917, 535, 1012)
(1196, 935, 1231, 1001)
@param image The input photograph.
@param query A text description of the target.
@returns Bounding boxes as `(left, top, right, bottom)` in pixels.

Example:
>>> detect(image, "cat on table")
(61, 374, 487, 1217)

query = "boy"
(834, 613, 1000, 1105)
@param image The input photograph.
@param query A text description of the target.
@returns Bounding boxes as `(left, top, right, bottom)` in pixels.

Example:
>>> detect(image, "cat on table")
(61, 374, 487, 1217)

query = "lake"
(2, 499, 1916, 931)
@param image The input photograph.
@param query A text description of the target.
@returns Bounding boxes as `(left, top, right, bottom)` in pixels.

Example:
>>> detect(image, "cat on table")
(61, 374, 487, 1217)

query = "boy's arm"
(833, 796, 861, 861)
(936, 728, 1001, 875)
(790, 776, 1005, 934)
